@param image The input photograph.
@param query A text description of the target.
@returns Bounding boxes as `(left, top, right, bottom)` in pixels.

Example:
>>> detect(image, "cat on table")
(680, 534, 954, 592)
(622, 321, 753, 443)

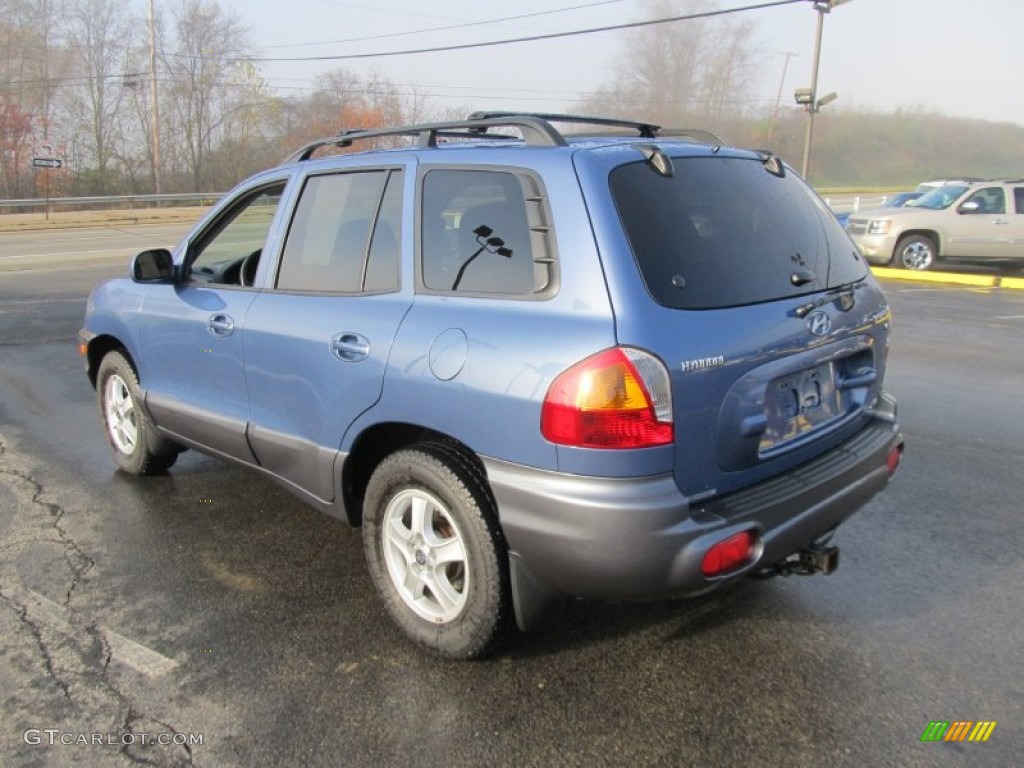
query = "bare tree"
(61, 0, 138, 191)
(582, 0, 760, 126)
(161, 0, 253, 191)
(1, 0, 68, 196)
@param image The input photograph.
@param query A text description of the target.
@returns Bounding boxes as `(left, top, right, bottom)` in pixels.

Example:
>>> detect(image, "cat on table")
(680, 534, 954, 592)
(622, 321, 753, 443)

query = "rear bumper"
(485, 394, 902, 606)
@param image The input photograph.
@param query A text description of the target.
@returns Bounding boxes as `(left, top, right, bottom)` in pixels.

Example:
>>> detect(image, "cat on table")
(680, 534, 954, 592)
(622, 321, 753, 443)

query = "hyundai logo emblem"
(807, 310, 832, 337)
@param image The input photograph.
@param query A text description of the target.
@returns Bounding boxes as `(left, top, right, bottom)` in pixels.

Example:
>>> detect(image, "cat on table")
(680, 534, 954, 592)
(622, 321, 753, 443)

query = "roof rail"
(465, 111, 661, 139)
(284, 111, 725, 163)
(285, 115, 569, 163)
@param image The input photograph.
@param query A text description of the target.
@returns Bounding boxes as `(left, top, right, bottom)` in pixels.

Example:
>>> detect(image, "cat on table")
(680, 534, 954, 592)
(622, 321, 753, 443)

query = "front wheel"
(894, 234, 937, 270)
(96, 350, 180, 475)
(362, 444, 511, 658)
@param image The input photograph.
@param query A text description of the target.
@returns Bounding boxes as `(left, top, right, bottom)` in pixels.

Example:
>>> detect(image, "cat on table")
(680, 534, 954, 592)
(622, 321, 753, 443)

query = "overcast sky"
(235, 0, 1023, 127)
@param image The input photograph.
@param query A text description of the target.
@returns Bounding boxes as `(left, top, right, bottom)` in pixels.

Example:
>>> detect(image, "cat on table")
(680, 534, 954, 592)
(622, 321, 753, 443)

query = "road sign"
(33, 157, 63, 169)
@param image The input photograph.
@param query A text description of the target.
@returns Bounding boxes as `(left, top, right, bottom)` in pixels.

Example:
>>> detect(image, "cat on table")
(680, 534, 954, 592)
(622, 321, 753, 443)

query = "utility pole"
(148, 0, 162, 194)
(800, 0, 852, 180)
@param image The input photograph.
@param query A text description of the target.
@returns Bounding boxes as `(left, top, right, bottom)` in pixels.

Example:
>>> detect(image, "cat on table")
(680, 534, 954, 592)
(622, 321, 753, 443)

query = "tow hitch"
(754, 543, 840, 578)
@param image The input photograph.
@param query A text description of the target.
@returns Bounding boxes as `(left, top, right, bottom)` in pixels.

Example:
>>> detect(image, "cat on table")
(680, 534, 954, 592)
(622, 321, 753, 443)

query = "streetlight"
(798, 0, 852, 179)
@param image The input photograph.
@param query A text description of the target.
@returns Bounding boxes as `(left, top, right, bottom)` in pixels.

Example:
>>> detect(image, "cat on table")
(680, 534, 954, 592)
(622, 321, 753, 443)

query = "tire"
(362, 444, 511, 658)
(96, 350, 180, 475)
(893, 234, 937, 270)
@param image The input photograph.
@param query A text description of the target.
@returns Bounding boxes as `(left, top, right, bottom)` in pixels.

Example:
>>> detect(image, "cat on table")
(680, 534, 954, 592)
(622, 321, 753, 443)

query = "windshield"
(912, 185, 968, 210)
(610, 156, 866, 310)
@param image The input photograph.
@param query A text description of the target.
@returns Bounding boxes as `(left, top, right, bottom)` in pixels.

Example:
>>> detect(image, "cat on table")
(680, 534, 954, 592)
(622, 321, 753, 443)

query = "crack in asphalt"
(0, 587, 73, 700)
(0, 435, 194, 767)
(0, 438, 74, 699)
(121, 706, 196, 768)
(0, 440, 95, 606)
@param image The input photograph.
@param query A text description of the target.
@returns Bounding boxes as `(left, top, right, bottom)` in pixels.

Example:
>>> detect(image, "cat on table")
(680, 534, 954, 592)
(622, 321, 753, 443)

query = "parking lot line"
(7, 585, 180, 679)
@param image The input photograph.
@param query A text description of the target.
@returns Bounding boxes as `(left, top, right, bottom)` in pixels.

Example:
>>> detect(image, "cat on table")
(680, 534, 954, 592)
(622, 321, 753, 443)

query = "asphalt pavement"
(0, 229, 1021, 767)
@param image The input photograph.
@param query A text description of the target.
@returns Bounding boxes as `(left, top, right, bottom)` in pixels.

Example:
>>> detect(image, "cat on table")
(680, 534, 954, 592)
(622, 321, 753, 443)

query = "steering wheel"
(240, 249, 261, 287)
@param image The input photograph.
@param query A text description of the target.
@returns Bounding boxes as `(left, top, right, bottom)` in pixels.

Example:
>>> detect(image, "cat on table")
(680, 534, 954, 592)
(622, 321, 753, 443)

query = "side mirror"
(957, 201, 982, 214)
(131, 248, 175, 282)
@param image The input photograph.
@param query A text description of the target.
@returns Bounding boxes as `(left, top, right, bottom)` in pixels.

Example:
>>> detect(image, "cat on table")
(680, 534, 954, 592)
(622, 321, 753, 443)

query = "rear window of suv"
(610, 156, 867, 309)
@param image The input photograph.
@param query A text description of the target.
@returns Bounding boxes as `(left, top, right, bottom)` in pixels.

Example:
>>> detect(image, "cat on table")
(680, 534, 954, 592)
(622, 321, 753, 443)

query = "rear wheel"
(362, 444, 511, 658)
(96, 350, 180, 475)
(894, 234, 937, 270)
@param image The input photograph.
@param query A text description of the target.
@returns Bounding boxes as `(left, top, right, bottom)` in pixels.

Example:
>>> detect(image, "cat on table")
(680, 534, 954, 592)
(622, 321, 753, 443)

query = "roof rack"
(285, 111, 724, 163)
(466, 111, 661, 138)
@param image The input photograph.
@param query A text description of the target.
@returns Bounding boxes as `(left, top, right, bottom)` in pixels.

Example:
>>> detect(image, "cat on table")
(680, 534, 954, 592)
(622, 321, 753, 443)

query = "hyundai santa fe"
(80, 112, 904, 658)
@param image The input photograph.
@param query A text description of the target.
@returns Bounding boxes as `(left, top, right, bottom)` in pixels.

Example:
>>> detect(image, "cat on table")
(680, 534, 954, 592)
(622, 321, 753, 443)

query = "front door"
(140, 179, 290, 461)
(945, 186, 1013, 259)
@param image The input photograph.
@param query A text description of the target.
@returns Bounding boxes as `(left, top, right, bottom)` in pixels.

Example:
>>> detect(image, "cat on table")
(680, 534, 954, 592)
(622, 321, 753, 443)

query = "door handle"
(331, 332, 370, 362)
(207, 314, 235, 337)
(992, 219, 1009, 226)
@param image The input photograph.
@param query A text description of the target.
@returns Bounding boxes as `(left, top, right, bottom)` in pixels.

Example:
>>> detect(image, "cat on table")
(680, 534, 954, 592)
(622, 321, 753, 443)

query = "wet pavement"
(0, 241, 1021, 767)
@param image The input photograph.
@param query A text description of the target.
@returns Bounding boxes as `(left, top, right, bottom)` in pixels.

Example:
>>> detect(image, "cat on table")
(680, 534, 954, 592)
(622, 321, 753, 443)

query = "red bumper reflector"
(886, 444, 902, 474)
(701, 530, 758, 578)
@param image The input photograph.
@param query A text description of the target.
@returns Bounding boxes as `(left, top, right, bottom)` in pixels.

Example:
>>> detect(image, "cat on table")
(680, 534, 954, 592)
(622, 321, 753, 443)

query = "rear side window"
(420, 169, 555, 296)
(277, 170, 402, 293)
(610, 156, 867, 309)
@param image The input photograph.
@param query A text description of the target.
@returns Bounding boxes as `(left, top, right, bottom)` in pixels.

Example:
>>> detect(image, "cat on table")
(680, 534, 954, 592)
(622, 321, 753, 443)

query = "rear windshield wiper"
(794, 281, 865, 318)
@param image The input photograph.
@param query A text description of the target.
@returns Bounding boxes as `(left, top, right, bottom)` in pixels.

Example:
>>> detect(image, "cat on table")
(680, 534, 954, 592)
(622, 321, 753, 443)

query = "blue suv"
(80, 113, 903, 658)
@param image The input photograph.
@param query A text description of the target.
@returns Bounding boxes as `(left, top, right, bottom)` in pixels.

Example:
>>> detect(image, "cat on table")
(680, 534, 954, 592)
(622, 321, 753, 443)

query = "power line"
(258, 0, 629, 50)
(243, 0, 809, 62)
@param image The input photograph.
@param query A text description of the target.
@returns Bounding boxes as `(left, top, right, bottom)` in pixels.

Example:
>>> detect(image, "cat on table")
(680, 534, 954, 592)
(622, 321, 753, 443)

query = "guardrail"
(823, 194, 889, 214)
(0, 192, 223, 212)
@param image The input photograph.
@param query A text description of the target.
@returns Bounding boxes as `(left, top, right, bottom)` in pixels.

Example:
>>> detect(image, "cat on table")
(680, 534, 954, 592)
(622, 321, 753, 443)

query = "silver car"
(847, 180, 1024, 270)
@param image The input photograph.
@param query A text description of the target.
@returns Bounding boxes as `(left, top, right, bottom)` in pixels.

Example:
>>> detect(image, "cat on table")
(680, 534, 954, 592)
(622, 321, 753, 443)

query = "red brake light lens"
(541, 347, 673, 449)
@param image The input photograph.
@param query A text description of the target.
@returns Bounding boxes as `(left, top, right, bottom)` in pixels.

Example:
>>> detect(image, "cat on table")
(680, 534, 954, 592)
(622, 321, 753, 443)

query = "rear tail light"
(701, 530, 759, 578)
(541, 347, 673, 449)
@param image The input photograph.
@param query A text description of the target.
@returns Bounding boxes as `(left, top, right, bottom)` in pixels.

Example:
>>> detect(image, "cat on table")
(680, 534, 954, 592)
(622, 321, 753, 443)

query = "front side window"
(964, 187, 1005, 215)
(277, 170, 402, 293)
(611, 156, 867, 310)
(1014, 187, 1024, 214)
(420, 169, 552, 296)
(188, 183, 286, 285)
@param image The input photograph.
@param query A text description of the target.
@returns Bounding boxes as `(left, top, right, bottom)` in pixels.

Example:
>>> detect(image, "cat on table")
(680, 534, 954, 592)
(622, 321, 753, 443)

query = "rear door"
(599, 151, 890, 498)
(242, 165, 412, 502)
(1011, 186, 1024, 256)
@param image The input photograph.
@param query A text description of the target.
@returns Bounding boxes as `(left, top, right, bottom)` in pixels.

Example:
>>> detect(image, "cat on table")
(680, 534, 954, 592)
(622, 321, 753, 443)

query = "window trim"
(414, 164, 559, 301)
(182, 179, 290, 289)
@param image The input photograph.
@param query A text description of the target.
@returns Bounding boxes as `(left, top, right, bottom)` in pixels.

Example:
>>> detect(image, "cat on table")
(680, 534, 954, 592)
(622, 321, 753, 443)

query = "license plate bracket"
(760, 362, 842, 454)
